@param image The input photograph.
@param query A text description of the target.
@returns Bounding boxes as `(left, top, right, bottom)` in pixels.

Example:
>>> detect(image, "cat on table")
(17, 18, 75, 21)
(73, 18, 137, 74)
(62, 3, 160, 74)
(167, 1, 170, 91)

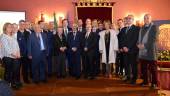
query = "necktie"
(126, 26, 130, 34)
(73, 32, 76, 40)
(85, 32, 89, 39)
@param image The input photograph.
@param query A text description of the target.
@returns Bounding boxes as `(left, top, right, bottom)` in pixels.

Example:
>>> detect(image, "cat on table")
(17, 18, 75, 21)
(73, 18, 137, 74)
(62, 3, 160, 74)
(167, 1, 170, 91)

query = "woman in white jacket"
(99, 21, 118, 78)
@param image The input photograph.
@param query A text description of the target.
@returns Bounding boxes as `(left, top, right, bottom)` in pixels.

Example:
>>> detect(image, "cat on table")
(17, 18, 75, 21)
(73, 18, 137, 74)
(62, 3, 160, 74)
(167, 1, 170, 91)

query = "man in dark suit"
(28, 24, 48, 84)
(67, 23, 82, 79)
(77, 19, 86, 33)
(82, 24, 97, 80)
(46, 22, 55, 77)
(62, 19, 72, 76)
(53, 27, 67, 78)
(17, 20, 31, 84)
(62, 19, 72, 38)
(137, 14, 159, 89)
(116, 19, 125, 77)
(120, 15, 140, 84)
(92, 22, 101, 76)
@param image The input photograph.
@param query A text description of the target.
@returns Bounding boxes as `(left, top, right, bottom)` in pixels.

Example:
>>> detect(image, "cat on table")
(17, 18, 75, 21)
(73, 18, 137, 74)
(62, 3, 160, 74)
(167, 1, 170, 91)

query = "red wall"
(0, 0, 170, 22)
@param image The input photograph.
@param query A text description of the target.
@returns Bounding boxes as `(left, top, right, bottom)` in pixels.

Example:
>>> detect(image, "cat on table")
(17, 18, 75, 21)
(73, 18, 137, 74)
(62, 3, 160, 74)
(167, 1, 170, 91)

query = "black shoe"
(11, 84, 20, 90)
(123, 79, 130, 82)
(24, 80, 30, 84)
(42, 80, 47, 83)
(139, 82, 148, 87)
(83, 75, 88, 79)
(33, 81, 39, 84)
(130, 81, 136, 85)
(48, 74, 52, 78)
(16, 82, 23, 88)
(89, 77, 95, 80)
(75, 76, 81, 80)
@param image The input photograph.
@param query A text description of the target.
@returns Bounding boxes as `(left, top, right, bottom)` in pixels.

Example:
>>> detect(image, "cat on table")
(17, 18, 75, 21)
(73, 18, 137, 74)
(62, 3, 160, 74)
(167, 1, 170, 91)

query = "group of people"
(0, 13, 159, 90)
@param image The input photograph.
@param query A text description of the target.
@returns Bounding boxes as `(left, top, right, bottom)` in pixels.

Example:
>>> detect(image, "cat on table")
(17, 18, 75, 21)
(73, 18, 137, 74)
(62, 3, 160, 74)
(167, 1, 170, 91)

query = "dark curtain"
(77, 7, 112, 26)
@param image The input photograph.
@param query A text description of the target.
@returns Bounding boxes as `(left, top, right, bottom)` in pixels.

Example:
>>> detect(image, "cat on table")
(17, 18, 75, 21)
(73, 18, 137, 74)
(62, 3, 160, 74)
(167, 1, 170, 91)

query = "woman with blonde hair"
(1, 22, 21, 89)
(99, 20, 118, 78)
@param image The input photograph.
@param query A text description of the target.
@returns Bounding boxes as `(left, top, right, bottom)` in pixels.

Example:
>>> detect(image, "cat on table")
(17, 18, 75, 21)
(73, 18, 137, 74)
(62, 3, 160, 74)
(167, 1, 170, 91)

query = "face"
(127, 15, 134, 25)
(12, 24, 18, 34)
(63, 20, 68, 27)
(92, 20, 98, 28)
(43, 23, 49, 30)
(104, 22, 110, 30)
(19, 21, 25, 30)
(86, 25, 92, 32)
(117, 20, 124, 28)
(57, 28, 63, 35)
(78, 19, 83, 27)
(39, 22, 45, 29)
(33, 24, 41, 33)
(72, 24, 77, 32)
(144, 14, 152, 25)
(98, 23, 103, 30)
(86, 19, 91, 25)
(25, 22, 31, 29)
(6, 24, 13, 35)
(49, 22, 54, 30)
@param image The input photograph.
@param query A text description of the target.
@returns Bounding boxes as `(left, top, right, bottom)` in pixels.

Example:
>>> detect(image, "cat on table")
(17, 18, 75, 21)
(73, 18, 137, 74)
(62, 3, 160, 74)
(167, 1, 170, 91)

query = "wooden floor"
(15, 76, 158, 96)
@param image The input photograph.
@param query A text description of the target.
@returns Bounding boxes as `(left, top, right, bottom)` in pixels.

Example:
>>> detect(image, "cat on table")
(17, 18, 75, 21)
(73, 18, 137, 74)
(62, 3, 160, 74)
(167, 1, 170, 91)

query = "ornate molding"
(73, 0, 115, 7)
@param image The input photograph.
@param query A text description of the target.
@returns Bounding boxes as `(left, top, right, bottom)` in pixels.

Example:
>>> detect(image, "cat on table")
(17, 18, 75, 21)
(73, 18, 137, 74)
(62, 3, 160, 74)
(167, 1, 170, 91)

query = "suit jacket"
(46, 30, 55, 56)
(28, 32, 48, 59)
(53, 34, 67, 56)
(138, 24, 159, 60)
(78, 27, 86, 33)
(63, 27, 72, 37)
(120, 25, 140, 54)
(17, 30, 30, 57)
(81, 32, 97, 55)
(67, 31, 82, 53)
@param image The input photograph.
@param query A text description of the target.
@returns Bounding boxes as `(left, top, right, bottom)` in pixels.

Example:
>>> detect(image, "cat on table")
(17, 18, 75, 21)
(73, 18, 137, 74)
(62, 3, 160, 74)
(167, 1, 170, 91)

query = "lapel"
(126, 25, 134, 36)
(35, 33, 40, 46)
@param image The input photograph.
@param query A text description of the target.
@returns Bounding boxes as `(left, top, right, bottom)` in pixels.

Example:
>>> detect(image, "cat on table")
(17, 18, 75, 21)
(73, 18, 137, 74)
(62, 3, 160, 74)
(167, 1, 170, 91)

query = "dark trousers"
(56, 53, 66, 77)
(123, 53, 138, 81)
(32, 51, 46, 82)
(69, 52, 81, 77)
(20, 57, 30, 82)
(94, 51, 100, 75)
(47, 55, 53, 75)
(82, 52, 95, 77)
(102, 63, 106, 75)
(116, 53, 124, 75)
(140, 59, 157, 85)
(3, 57, 20, 85)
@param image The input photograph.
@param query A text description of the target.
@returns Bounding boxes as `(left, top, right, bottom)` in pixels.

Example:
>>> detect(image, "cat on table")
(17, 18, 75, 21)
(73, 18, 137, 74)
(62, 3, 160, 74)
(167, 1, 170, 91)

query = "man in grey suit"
(137, 14, 159, 89)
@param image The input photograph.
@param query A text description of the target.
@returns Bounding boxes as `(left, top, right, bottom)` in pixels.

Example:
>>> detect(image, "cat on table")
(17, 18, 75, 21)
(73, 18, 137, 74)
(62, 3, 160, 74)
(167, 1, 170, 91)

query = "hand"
(84, 47, 88, 51)
(11, 53, 18, 59)
(119, 49, 123, 52)
(72, 47, 77, 52)
(28, 56, 32, 59)
(99, 50, 103, 53)
(137, 44, 145, 49)
(60, 47, 64, 52)
(63, 47, 67, 50)
(123, 47, 129, 52)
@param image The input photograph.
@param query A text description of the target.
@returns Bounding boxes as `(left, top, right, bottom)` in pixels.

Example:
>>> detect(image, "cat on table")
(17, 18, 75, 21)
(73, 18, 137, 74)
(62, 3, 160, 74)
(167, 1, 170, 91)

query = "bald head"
(144, 14, 152, 25)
